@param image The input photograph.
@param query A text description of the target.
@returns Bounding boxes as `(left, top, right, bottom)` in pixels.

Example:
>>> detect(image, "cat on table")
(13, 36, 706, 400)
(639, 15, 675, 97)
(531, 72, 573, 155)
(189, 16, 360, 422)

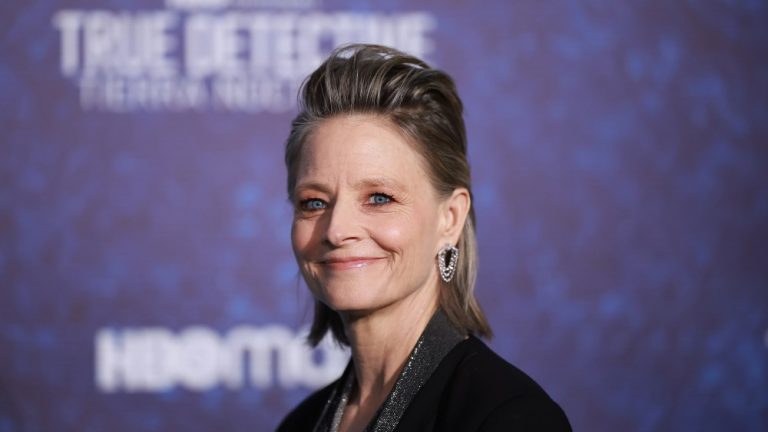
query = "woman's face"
(291, 114, 445, 316)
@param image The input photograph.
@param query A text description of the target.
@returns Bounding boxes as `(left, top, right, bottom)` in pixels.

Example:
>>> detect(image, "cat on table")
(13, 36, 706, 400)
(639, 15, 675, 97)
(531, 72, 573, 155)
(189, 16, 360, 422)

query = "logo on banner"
(95, 325, 348, 392)
(51, 1, 437, 112)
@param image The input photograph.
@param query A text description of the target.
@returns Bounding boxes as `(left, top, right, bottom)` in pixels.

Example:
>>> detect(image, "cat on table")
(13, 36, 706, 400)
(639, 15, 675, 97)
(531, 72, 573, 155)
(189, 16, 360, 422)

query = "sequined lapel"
(313, 310, 464, 432)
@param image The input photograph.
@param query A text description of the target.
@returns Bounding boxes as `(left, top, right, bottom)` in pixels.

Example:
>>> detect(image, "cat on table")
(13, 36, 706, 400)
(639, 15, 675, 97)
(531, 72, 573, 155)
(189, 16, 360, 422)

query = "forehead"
(296, 114, 431, 184)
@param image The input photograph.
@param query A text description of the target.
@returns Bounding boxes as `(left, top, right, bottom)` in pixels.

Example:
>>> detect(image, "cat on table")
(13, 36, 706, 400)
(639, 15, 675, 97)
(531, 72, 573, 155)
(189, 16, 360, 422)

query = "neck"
(340, 283, 439, 407)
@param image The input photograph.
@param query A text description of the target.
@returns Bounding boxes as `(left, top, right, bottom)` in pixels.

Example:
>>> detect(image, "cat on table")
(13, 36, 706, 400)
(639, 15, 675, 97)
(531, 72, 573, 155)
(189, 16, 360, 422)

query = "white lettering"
(82, 11, 178, 78)
(175, 327, 223, 391)
(94, 325, 348, 393)
(95, 328, 177, 392)
(79, 77, 208, 111)
(166, 0, 231, 10)
(53, 9, 438, 112)
(52, 10, 84, 76)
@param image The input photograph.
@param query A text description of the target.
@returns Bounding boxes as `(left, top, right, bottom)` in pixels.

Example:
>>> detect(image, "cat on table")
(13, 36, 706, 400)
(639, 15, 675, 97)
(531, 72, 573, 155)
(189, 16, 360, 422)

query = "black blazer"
(277, 336, 571, 431)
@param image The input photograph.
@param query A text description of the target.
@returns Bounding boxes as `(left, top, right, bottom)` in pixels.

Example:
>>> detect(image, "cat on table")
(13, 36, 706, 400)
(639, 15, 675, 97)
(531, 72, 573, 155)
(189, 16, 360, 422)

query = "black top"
(277, 335, 571, 431)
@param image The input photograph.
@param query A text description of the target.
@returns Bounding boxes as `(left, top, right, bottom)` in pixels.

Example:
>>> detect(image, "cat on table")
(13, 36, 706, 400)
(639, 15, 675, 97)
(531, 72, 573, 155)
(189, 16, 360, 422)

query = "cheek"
(291, 220, 314, 257)
(291, 221, 320, 290)
(373, 214, 435, 260)
(373, 225, 407, 252)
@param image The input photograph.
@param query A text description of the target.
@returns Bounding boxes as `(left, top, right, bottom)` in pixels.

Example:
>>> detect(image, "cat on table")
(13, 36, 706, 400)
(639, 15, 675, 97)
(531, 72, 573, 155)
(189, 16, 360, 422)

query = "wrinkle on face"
(290, 114, 445, 316)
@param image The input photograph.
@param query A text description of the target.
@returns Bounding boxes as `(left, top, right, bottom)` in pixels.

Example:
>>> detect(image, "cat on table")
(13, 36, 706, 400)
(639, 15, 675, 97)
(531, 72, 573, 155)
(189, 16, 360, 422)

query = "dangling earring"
(437, 244, 459, 283)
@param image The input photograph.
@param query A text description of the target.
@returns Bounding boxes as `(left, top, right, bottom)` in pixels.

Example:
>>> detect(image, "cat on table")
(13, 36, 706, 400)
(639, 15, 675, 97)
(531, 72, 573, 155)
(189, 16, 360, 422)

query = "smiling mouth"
(319, 257, 385, 270)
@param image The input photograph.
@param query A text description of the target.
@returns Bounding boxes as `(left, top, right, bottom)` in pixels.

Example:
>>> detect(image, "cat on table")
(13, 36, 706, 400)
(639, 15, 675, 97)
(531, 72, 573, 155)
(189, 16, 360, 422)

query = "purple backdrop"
(2, 1, 767, 431)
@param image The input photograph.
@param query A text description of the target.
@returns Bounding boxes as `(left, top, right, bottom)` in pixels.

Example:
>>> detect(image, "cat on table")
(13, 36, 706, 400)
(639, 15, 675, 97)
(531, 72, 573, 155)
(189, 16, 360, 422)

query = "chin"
(314, 282, 390, 315)
(320, 293, 385, 314)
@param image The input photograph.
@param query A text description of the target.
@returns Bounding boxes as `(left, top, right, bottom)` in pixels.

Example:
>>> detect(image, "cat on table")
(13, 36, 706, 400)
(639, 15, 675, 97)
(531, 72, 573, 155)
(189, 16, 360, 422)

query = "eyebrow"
(293, 181, 333, 196)
(353, 177, 407, 191)
(293, 177, 407, 195)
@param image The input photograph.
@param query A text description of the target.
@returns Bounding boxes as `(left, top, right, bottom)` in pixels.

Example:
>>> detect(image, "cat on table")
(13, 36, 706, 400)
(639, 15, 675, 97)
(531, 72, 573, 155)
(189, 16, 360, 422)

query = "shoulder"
(400, 336, 571, 431)
(455, 337, 557, 402)
(450, 337, 571, 431)
(276, 378, 338, 432)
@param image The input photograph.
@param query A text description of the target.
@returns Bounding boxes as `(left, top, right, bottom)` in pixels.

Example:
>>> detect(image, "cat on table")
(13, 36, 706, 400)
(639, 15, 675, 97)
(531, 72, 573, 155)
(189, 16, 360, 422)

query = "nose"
(323, 197, 362, 247)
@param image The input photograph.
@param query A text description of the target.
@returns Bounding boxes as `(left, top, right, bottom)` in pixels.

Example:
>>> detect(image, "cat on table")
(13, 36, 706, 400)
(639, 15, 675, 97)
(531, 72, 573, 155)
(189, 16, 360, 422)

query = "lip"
(319, 256, 386, 270)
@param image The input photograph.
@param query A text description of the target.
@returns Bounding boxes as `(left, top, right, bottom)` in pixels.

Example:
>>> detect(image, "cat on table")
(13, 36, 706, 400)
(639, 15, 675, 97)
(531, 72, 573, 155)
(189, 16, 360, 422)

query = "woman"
(278, 44, 570, 432)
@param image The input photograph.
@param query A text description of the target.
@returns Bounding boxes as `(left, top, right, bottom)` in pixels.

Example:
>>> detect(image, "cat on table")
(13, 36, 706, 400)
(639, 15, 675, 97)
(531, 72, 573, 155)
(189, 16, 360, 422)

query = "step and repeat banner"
(2, 1, 767, 431)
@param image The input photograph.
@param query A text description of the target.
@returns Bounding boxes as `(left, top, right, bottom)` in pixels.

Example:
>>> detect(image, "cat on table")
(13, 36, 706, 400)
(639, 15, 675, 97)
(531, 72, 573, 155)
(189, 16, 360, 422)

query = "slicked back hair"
(285, 44, 492, 346)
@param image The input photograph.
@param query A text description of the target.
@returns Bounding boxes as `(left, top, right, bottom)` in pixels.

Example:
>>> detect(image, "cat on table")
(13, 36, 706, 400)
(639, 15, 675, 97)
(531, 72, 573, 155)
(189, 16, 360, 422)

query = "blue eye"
(300, 199, 326, 211)
(368, 193, 393, 205)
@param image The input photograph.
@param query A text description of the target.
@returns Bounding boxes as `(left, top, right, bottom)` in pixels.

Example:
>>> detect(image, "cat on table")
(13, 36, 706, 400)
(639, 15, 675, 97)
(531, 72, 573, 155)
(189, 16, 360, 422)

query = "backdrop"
(2, 1, 767, 431)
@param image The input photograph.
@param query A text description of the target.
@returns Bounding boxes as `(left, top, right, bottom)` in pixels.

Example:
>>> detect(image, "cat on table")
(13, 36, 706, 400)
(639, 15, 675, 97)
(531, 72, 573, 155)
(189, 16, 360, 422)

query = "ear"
(438, 187, 471, 245)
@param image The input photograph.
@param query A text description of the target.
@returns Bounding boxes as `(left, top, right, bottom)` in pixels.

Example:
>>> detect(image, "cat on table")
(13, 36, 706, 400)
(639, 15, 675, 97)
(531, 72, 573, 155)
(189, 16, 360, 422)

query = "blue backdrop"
(2, 1, 767, 431)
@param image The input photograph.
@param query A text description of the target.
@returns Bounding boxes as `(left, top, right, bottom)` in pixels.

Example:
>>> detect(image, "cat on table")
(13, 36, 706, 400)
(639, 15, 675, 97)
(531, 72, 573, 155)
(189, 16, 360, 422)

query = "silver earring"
(438, 244, 459, 283)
